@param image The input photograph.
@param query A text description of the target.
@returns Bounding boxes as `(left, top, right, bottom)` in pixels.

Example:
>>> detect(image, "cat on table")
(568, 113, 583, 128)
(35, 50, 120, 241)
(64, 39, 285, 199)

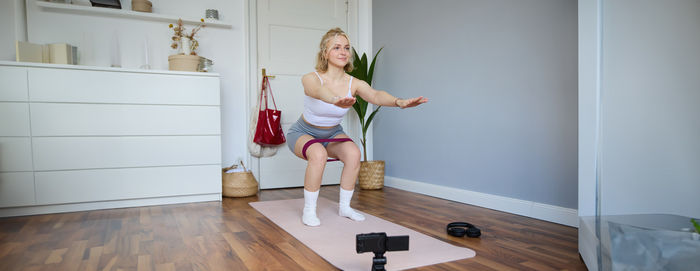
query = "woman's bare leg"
(294, 135, 327, 226)
(327, 134, 364, 221)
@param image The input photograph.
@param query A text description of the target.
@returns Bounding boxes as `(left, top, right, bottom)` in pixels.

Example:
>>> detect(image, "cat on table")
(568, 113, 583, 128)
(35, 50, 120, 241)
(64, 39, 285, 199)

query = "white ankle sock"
(302, 189, 320, 226)
(338, 188, 365, 221)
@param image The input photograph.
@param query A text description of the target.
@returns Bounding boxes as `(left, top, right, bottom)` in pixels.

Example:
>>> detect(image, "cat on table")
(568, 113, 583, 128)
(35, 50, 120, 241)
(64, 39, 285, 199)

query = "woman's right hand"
(333, 96, 356, 108)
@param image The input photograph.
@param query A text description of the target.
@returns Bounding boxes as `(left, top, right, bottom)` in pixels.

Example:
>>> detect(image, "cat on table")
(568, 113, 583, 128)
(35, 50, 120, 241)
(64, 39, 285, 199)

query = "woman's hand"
(396, 96, 428, 109)
(333, 96, 356, 108)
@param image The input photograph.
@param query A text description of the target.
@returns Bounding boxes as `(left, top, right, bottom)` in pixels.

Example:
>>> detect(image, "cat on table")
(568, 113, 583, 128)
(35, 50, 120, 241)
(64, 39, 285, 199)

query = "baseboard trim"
(0, 193, 221, 217)
(384, 176, 578, 227)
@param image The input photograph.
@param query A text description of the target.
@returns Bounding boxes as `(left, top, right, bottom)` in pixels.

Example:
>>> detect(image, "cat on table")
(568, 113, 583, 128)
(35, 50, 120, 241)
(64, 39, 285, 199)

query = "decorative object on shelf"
(168, 18, 207, 72)
(198, 57, 213, 72)
(347, 48, 386, 189)
(169, 18, 206, 56)
(48, 43, 78, 65)
(168, 55, 200, 72)
(15, 41, 45, 63)
(16, 41, 77, 64)
(205, 9, 219, 20)
(222, 161, 258, 197)
(89, 0, 121, 9)
(139, 39, 151, 69)
(131, 0, 151, 12)
(110, 31, 121, 68)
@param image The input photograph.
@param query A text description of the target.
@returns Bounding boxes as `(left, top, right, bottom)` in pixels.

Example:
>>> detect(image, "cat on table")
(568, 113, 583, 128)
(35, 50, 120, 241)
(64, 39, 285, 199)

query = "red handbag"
(253, 76, 286, 146)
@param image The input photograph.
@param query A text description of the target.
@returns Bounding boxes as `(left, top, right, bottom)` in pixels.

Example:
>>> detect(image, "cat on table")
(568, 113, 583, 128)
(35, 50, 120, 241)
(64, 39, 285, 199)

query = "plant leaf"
(358, 96, 368, 119)
(692, 218, 700, 233)
(367, 47, 383, 85)
(360, 53, 369, 83)
(364, 106, 382, 131)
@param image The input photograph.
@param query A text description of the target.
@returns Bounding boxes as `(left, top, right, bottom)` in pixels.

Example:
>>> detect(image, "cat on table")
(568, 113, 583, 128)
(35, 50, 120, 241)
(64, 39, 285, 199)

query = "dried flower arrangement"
(169, 18, 206, 55)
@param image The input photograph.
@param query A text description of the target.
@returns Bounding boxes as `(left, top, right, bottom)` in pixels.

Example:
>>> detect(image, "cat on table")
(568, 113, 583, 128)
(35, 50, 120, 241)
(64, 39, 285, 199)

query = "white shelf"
(0, 61, 220, 77)
(35, 1, 233, 28)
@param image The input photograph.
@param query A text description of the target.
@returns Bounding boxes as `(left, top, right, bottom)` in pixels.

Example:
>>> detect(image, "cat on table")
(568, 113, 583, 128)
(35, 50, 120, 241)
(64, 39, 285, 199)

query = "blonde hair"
(315, 28, 354, 72)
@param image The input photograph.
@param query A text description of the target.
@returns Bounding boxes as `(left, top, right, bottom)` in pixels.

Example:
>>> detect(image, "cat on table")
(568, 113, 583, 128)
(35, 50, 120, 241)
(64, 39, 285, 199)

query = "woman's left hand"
(397, 96, 428, 109)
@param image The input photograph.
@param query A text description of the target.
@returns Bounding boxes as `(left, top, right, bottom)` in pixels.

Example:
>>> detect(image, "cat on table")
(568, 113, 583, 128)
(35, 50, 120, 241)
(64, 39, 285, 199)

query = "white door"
(255, 0, 352, 189)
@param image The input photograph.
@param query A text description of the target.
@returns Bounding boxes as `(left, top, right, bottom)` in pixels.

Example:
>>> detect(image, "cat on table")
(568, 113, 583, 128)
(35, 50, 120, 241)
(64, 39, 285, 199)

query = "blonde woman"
(287, 28, 428, 226)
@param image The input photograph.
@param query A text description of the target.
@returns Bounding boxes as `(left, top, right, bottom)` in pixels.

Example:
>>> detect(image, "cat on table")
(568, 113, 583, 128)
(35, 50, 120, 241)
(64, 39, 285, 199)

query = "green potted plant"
(347, 48, 384, 189)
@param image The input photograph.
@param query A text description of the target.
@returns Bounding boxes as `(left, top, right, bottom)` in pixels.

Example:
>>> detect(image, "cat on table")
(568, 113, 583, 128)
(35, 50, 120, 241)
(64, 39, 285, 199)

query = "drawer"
(28, 68, 220, 105)
(0, 172, 35, 207)
(35, 165, 220, 205)
(31, 103, 220, 136)
(32, 136, 221, 171)
(0, 67, 28, 101)
(0, 137, 33, 172)
(0, 103, 30, 136)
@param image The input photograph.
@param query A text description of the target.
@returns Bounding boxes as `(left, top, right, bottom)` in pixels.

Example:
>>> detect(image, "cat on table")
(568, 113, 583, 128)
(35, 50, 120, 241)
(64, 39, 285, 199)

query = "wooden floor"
(0, 186, 588, 271)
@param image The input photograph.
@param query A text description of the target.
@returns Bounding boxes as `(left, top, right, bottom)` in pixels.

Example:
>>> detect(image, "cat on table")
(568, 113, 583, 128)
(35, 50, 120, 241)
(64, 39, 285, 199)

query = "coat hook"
(262, 68, 276, 79)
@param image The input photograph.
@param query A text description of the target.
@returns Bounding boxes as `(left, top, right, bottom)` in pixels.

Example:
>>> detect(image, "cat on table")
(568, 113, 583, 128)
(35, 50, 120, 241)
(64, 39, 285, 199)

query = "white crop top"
(302, 72, 353, 126)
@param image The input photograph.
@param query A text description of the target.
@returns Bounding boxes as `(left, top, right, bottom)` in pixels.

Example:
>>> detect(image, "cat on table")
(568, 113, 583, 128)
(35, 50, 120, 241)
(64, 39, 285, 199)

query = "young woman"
(287, 28, 428, 226)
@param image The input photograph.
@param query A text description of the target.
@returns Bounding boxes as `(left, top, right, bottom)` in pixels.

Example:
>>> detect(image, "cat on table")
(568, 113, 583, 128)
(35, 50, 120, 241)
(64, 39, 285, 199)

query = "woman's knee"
(306, 146, 328, 165)
(342, 145, 362, 168)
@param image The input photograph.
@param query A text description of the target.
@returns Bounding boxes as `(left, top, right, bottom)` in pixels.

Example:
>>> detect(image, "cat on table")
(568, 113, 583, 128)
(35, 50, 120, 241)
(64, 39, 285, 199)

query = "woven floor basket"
(222, 163, 258, 197)
(358, 160, 385, 190)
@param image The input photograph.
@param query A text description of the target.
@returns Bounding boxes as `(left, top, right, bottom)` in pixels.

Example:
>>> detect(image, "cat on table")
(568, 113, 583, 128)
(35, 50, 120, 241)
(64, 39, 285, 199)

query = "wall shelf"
(35, 1, 232, 28)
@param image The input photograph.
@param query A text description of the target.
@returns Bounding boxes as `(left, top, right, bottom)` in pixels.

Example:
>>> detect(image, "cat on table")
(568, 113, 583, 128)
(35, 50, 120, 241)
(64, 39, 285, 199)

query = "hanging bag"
(253, 76, 286, 146)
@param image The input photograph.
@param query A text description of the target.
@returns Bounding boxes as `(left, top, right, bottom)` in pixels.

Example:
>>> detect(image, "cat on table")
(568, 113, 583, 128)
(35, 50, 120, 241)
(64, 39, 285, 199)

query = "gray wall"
(600, 0, 700, 217)
(372, 0, 578, 208)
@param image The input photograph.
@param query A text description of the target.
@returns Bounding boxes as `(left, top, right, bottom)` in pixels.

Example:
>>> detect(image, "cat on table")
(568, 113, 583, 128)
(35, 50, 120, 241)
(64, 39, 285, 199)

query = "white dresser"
(0, 61, 222, 217)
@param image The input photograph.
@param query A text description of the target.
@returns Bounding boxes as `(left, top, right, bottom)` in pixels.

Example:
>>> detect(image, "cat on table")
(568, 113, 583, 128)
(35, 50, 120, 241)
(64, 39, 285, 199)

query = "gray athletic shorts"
(286, 117, 346, 153)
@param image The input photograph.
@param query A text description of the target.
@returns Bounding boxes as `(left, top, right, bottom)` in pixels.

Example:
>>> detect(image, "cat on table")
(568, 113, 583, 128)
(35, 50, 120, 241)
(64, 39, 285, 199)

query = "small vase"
(179, 37, 192, 55)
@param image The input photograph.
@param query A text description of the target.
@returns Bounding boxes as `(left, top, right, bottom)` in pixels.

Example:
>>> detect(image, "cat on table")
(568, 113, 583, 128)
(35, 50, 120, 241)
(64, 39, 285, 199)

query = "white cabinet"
(0, 61, 222, 216)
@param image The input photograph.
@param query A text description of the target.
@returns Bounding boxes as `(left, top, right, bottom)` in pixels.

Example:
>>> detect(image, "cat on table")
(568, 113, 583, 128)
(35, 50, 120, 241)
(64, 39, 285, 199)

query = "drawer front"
(0, 67, 28, 101)
(32, 136, 221, 171)
(0, 103, 30, 136)
(0, 172, 35, 207)
(28, 68, 220, 105)
(0, 137, 33, 172)
(31, 103, 220, 136)
(35, 165, 220, 205)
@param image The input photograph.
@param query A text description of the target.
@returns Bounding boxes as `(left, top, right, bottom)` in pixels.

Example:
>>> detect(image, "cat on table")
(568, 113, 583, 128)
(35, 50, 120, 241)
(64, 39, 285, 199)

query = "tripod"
(371, 252, 387, 271)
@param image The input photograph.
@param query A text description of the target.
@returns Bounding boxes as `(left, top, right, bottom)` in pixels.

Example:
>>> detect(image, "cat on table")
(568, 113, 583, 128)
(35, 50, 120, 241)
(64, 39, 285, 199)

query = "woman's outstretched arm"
(301, 73, 356, 108)
(355, 79, 428, 109)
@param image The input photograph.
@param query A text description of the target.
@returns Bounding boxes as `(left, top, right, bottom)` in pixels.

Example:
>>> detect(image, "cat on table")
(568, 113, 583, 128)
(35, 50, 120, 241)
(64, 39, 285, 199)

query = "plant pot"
(131, 0, 152, 12)
(358, 160, 385, 190)
(168, 54, 200, 72)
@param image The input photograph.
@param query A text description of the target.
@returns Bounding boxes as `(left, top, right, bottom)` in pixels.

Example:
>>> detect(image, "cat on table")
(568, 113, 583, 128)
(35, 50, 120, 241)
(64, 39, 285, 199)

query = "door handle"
(262, 68, 276, 79)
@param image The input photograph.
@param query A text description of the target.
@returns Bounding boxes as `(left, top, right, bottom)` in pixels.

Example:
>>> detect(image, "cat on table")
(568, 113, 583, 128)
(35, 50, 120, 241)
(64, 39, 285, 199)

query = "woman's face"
(325, 35, 351, 68)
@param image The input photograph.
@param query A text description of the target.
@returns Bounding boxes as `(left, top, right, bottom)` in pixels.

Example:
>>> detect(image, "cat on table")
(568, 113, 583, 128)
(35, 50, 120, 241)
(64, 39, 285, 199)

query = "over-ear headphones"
(447, 222, 481, 238)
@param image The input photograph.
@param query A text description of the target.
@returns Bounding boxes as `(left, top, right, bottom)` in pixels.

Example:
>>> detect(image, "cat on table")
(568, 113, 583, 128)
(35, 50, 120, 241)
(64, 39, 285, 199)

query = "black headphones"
(447, 222, 481, 238)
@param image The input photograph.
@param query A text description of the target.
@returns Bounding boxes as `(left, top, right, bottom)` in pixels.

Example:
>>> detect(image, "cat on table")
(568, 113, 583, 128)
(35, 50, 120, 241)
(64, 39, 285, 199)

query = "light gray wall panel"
(372, 0, 578, 208)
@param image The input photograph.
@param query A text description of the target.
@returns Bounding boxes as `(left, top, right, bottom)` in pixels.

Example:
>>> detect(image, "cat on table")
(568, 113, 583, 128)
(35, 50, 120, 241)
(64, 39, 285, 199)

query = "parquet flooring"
(0, 186, 587, 270)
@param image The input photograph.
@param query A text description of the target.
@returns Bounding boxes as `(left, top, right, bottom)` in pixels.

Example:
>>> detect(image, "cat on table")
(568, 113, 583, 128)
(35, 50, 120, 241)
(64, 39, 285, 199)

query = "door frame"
(244, 0, 373, 181)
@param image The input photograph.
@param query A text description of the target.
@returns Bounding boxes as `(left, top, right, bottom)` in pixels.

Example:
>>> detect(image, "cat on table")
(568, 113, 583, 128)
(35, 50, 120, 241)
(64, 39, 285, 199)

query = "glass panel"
(598, 0, 700, 270)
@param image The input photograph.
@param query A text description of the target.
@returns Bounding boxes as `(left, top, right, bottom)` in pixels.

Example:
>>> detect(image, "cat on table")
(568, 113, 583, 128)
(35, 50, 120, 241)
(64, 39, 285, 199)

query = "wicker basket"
(358, 160, 385, 190)
(222, 162, 258, 197)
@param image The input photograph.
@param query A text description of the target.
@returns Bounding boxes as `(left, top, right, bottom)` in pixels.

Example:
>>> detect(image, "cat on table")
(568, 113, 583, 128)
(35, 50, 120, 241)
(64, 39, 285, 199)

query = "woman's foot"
(303, 189, 321, 226)
(339, 206, 365, 221)
(302, 209, 321, 226)
(338, 188, 365, 221)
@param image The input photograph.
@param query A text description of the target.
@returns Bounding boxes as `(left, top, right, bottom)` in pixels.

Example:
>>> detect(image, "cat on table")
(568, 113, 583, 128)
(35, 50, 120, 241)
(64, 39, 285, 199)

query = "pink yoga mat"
(249, 198, 475, 270)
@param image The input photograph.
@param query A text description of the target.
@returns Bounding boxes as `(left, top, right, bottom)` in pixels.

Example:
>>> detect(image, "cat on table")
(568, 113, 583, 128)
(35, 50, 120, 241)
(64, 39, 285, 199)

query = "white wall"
(0, 0, 27, 61)
(16, 0, 248, 166)
(599, 0, 700, 218)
